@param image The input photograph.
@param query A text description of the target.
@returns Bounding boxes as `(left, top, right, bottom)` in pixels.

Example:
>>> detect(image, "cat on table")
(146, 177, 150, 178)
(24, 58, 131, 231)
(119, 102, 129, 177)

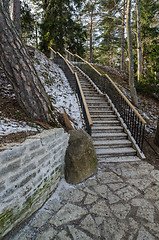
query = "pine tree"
(10, 0, 21, 34)
(140, 0, 159, 80)
(82, 0, 99, 62)
(120, 0, 126, 71)
(136, 0, 142, 81)
(40, 0, 86, 55)
(95, 0, 122, 67)
(126, 0, 138, 106)
(0, 0, 56, 125)
(20, 1, 36, 45)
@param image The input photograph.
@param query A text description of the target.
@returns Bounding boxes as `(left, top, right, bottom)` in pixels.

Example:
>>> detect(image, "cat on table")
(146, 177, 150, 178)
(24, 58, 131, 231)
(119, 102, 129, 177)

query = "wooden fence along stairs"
(50, 48, 146, 163)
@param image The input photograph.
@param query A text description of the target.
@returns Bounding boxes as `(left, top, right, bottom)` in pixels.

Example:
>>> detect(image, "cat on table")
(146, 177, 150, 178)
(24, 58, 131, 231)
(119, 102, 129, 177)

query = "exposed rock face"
(65, 130, 97, 184)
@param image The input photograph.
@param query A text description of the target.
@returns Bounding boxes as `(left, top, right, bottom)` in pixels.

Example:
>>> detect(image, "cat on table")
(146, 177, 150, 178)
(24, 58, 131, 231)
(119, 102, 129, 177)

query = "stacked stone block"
(0, 129, 69, 238)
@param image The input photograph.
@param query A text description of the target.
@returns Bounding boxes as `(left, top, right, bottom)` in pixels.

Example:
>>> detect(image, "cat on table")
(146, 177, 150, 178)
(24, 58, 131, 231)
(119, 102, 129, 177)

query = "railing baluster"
(51, 48, 147, 151)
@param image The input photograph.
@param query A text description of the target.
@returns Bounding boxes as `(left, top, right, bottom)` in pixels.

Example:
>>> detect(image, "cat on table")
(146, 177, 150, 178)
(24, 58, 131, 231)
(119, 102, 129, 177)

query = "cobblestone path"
(4, 160, 159, 240)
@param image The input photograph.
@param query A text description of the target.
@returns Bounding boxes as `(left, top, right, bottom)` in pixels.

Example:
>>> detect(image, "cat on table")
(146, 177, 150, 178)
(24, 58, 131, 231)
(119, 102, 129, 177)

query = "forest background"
(21, 0, 159, 99)
(0, 0, 159, 152)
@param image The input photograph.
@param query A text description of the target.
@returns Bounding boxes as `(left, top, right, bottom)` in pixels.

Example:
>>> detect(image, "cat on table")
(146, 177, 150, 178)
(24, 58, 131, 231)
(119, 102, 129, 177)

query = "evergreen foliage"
(21, 1, 35, 43)
(39, 0, 86, 55)
(94, 0, 123, 67)
(140, 0, 159, 80)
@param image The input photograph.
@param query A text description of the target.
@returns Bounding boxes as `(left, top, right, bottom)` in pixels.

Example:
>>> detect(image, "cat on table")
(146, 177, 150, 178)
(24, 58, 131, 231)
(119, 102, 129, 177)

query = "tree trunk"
(120, 0, 125, 72)
(136, 0, 142, 81)
(35, 23, 38, 49)
(59, 0, 64, 54)
(126, 0, 138, 106)
(154, 118, 159, 147)
(90, 10, 93, 63)
(10, 0, 21, 35)
(0, 2, 55, 125)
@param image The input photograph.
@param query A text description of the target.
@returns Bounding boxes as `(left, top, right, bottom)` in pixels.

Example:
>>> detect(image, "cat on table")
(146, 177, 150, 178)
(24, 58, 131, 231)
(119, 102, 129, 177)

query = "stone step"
(89, 110, 114, 115)
(93, 139, 132, 148)
(84, 95, 104, 99)
(87, 103, 110, 107)
(98, 155, 140, 162)
(86, 99, 108, 106)
(83, 92, 99, 96)
(79, 81, 91, 85)
(92, 126, 123, 132)
(91, 114, 117, 119)
(85, 96, 106, 101)
(92, 119, 118, 124)
(88, 106, 111, 111)
(92, 132, 127, 140)
(79, 80, 90, 83)
(80, 81, 91, 85)
(84, 94, 100, 98)
(80, 83, 91, 87)
(96, 147, 136, 157)
(82, 89, 97, 92)
(93, 120, 120, 126)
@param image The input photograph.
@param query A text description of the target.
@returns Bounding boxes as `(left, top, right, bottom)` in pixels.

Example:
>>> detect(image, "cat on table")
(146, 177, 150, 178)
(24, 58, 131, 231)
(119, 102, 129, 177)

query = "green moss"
(0, 171, 61, 238)
(0, 209, 14, 228)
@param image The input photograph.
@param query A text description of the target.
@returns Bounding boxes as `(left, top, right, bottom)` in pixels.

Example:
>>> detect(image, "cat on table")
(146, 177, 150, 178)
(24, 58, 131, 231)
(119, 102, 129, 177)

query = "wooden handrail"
(50, 47, 57, 54)
(65, 49, 75, 57)
(104, 73, 146, 124)
(52, 47, 146, 125)
(72, 52, 146, 125)
(75, 72, 93, 126)
(56, 51, 74, 74)
(50, 48, 93, 128)
(74, 54, 102, 76)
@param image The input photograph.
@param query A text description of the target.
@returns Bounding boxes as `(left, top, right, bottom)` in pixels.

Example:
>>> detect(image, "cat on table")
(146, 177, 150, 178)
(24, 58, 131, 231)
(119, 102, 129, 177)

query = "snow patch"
(0, 49, 83, 137)
(0, 117, 41, 136)
(34, 50, 83, 129)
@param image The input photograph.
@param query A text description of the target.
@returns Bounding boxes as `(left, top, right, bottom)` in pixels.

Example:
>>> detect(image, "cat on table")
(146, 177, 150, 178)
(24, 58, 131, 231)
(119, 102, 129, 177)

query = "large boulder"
(65, 130, 97, 184)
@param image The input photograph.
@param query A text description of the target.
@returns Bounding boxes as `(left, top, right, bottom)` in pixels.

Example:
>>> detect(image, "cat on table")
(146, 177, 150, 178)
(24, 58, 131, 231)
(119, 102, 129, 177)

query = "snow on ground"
(34, 49, 83, 129)
(0, 49, 83, 137)
(0, 115, 41, 136)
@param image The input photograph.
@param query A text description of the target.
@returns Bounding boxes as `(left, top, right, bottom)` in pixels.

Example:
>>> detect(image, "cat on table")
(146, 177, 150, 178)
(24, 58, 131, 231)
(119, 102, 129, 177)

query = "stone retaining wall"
(0, 129, 69, 238)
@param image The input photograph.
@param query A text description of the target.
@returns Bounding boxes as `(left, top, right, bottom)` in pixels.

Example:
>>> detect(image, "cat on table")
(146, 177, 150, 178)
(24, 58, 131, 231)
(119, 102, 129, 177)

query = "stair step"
(90, 110, 114, 114)
(92, 132, 127, 140)
(81, 88, 94, 92)
(84, 93, 100, 97)
(91, 114, 117, 119)
(85, 95, 105, 99)
(79, 81, 91, 85)
(72, 65, 142, 162)
(80, 84, 93, 87)
(86, 100, 106, 104)
(98, 156, 140, 162)
(83, 92, 99, 96)
(88, 106, 111, 111)
(80, 83, 91, 86)
(87, 103, 110, 107)
(96, 147, 136, 157)
(93, 120, 120, 126)
(93, 139, 131, 148)
(92, 126, 123, 132)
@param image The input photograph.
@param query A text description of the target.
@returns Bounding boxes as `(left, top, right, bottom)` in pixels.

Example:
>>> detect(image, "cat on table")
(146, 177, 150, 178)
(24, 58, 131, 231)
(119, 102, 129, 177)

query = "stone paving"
(4, 160, 159, 240)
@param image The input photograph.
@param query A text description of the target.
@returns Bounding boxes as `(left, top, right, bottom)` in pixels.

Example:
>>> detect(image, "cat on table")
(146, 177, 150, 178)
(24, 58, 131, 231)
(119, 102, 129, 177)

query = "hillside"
(0, 48, 83, 146)
(0, 49, 159, 168)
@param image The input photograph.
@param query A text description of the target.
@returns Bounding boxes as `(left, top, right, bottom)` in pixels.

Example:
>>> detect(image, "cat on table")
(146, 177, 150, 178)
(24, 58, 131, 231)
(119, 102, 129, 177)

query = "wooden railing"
(50, 48, 93, 135)
(65, 49, 146, 150)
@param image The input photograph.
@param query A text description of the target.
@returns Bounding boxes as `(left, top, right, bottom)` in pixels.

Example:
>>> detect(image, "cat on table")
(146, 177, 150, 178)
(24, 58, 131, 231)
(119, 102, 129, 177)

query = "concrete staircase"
(72, 65, 141, 162)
